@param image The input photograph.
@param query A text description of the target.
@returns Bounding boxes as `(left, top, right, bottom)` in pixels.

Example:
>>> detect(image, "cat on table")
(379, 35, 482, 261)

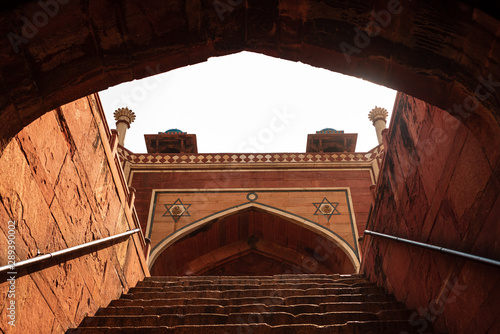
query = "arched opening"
(1, 2, 498, 332)
(150, 207, 358, 276)
(0, 3, 498, 332)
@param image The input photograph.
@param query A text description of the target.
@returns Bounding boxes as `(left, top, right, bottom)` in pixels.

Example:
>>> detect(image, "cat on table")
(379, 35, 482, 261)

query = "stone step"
(110, 293, 396, 307)
(67, 320, 431, 334)
(96, 301, 407, 316)
(70, 274, 428, 333)
(143, 275, 367, 285)
(144, 274, 365, 281)
(79, 310, 414, 327)
(135, 281, 376, 290)
(126, 286, 384, 298)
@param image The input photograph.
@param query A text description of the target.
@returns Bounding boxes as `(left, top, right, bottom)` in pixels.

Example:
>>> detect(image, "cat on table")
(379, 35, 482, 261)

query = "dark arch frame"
(0, 0, 499, 148)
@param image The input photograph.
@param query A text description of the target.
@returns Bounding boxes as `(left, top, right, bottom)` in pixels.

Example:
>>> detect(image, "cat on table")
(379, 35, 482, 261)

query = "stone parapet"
(118, 147, 384, 165)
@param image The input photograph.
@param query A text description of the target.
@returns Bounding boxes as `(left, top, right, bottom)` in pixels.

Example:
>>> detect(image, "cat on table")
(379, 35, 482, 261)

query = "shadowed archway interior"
(150, 208, 356, 276)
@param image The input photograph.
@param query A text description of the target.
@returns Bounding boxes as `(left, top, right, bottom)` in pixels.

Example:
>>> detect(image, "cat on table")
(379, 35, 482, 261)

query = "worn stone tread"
(69, 274, 430, 333)
(68, 320, 431, 333)
(96, 301, 407, 316)
(111, 293, 396, 307)
(124, 286, 384, 299)
(81, 311, 394, 326)
(134, 281, 376, 290)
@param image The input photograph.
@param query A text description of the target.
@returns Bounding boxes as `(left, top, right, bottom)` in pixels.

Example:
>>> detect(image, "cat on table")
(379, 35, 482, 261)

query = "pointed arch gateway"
(149, 203, 360, 276)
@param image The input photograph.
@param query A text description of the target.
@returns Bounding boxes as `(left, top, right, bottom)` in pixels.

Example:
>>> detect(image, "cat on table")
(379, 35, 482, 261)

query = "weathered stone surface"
(362, 92, 500, 334)
(0, 95, 148, 333)
(98, 258, 125, 306)
(0, 274, 57, 332)
(53, 155, 94, 245)
(19, 110, 68, 190)
(0, 135, 68, 257)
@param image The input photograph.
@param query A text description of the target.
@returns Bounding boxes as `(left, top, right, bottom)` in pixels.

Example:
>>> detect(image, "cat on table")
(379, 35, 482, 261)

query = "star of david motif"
(163, 198, 191, 222)
(313, 197, 340, 221)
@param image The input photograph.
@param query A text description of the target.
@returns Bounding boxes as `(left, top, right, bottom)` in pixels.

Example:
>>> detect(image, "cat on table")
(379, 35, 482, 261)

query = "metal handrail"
(364, 230, 500, 268)
(0, 229, 140, 275)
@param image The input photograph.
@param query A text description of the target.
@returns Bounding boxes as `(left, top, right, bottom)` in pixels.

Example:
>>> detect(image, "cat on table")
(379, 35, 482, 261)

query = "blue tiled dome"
(317, 128, 344, 134)
(159, 129, 185, 134)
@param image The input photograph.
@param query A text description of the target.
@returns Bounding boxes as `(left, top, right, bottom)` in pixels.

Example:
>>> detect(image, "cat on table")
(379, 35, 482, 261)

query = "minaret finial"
(368, 106, 388, 145)
(114, 107, 136, 146)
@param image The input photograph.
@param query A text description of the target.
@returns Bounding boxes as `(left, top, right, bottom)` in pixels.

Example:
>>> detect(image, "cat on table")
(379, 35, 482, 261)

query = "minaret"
(113, 107, 136, 146)
(368, 106, 388, 145)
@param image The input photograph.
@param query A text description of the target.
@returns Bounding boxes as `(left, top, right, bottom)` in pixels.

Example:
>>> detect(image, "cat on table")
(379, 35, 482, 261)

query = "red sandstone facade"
(119, 133, 383, 276)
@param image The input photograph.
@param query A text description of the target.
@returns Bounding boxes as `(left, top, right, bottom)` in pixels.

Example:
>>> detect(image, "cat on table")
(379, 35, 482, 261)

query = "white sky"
(99, 51, 396, 153)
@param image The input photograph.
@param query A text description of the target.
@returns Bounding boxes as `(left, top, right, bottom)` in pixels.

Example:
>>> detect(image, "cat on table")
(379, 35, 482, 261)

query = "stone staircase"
(68, 274, 430, 333)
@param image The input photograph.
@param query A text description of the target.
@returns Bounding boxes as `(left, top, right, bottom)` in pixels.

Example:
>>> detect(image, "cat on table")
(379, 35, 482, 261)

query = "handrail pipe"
(0, 229, 141, 275)
(364, 230, 500, 268)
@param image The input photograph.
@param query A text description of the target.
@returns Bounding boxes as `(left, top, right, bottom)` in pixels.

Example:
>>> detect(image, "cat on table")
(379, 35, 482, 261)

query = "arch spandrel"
(147, 189, 360, 261)
(148, 188, 362, 274)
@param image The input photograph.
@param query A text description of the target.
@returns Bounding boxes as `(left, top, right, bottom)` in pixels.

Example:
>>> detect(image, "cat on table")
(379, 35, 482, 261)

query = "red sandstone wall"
(0, 95, 148, 333)
(362, 93, 500, 333)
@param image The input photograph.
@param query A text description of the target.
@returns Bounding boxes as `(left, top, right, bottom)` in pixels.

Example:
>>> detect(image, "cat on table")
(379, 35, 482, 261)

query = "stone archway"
(0, 1, 499, 148)
(149, 205, 359, 276)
